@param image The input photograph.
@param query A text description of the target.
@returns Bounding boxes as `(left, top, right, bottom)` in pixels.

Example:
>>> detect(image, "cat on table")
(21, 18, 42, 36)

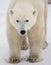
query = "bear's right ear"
(33, 11, 36, 15)
(10, 10, 13, 15)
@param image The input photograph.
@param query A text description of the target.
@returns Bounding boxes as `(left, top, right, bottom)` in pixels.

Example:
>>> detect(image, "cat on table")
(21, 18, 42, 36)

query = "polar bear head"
(9, 2, 37, 36)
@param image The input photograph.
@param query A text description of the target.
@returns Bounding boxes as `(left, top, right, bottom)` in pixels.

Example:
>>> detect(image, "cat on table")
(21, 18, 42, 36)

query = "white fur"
(7, 0, 47, 63)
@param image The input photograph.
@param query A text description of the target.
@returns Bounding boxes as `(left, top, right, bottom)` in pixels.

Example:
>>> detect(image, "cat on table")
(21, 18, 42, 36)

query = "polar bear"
(6, 0, 48, 63)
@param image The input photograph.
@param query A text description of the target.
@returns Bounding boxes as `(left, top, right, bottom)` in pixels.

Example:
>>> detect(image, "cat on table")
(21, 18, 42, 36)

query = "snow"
(0, 0, 51, 65)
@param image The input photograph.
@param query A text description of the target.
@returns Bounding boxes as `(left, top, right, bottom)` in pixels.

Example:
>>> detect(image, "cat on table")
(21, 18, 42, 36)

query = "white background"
(0, 0, 51, 65)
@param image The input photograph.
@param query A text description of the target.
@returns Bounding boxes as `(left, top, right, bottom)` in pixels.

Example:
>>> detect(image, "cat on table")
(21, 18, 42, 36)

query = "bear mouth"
(19, 33, 26, 36)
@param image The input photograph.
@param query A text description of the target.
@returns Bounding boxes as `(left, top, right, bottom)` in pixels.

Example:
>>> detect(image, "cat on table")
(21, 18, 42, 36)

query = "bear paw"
(8, 56, 21, 63)
(28, 55, 43, 63)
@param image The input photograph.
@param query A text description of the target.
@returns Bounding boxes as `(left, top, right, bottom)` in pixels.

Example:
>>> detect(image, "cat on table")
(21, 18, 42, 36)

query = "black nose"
(20, 30, 26, 35)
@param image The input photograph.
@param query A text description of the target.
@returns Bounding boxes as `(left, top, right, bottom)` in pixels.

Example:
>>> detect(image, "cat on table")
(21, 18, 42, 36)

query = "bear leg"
(28, 40, 43, 63)
(27, 27, 44, 62)
(7, 26, 23, 63)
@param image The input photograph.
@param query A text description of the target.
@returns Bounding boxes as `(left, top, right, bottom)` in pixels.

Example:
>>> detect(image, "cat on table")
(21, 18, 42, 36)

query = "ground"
(0, 0, 51, 65)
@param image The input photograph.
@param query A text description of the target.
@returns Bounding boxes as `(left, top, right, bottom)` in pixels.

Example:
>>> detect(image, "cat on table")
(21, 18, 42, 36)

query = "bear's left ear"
(33, 11, 36, 15)
(10, 10, 13, 15)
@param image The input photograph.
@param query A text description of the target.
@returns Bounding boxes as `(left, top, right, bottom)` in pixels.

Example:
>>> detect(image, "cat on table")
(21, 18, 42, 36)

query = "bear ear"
(10, 10, 13, 15)
(33, 11, 36, 15)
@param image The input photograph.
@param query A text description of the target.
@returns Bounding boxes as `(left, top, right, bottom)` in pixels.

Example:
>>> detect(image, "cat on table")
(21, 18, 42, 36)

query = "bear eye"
(16, 20, 19, 23)
(26, 20, 29, 22)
